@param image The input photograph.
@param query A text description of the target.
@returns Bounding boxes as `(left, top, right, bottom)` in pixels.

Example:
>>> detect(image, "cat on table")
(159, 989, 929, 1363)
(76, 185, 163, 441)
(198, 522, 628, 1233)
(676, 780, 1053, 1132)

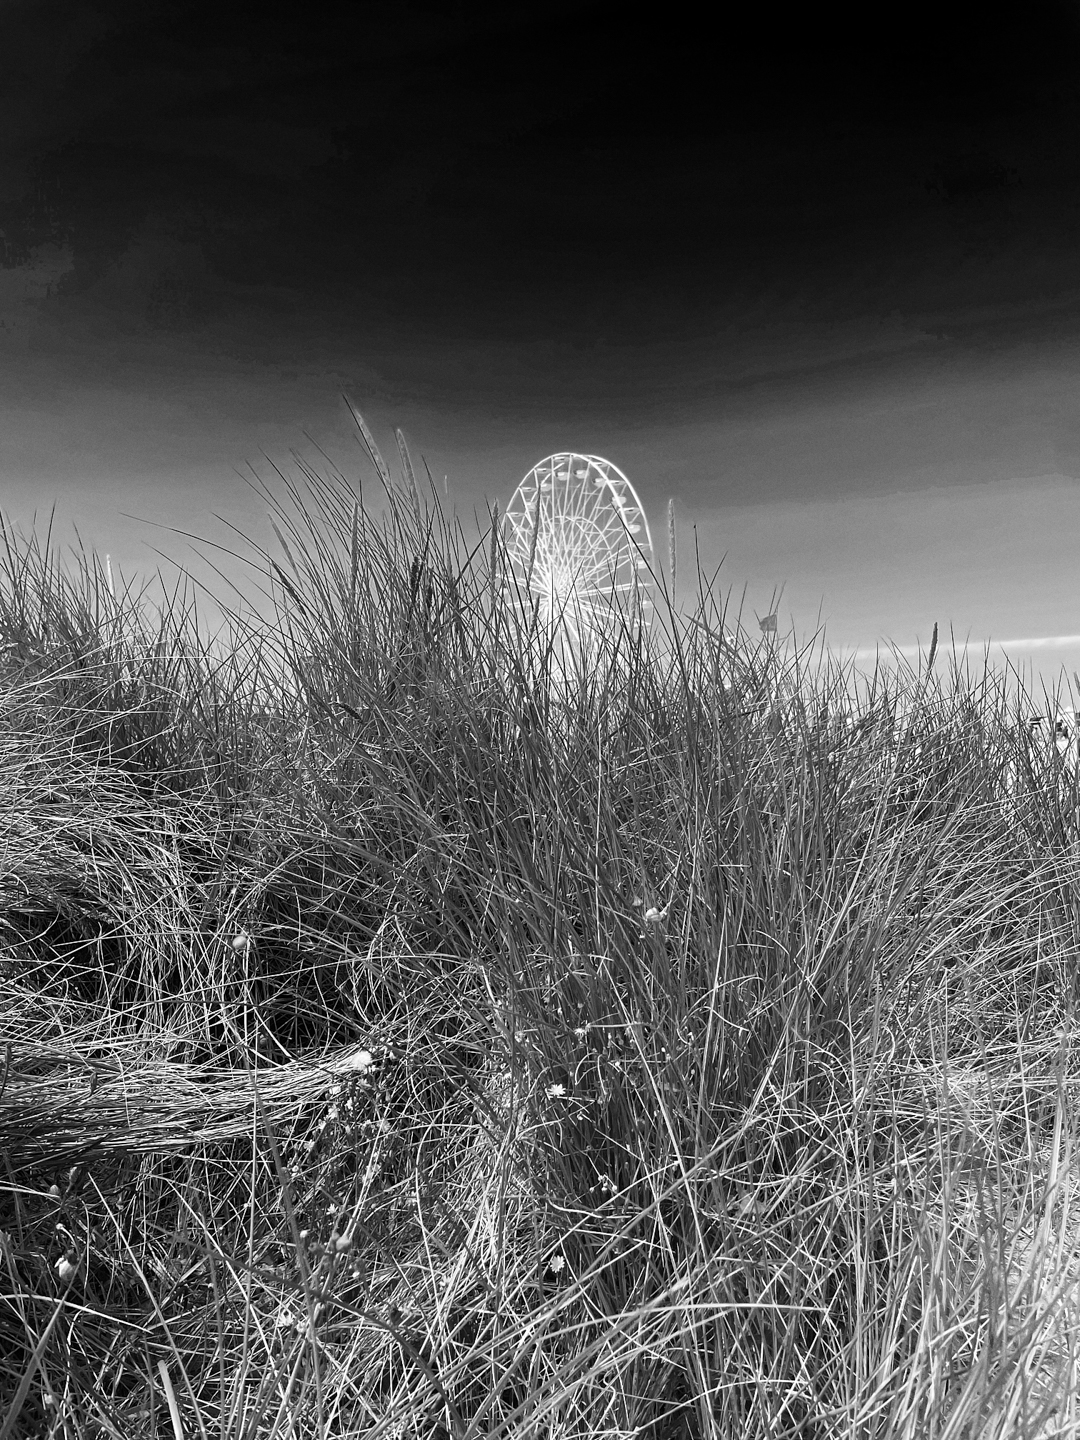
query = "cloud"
(992, 636, 1080, 651)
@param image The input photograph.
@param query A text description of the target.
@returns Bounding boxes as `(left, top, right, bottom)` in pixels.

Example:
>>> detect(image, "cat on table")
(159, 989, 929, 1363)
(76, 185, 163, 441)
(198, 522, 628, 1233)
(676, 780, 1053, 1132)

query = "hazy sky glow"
(4, 1, 1080, 698)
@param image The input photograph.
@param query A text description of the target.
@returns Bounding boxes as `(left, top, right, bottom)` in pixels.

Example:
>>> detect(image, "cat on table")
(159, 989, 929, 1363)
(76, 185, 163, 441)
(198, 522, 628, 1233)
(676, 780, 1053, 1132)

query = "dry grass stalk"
(343, 393, 391, 488)
(667, 496, 676, 598)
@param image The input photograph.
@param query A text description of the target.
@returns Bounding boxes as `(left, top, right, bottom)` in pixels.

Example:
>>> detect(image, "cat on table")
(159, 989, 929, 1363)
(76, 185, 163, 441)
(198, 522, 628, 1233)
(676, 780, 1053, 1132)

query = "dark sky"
(4, 0, 1080, 683)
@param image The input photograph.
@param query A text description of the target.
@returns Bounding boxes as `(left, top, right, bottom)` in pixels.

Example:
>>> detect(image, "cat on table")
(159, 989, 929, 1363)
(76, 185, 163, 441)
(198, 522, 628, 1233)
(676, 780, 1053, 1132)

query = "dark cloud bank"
(5, 4, 1080, 393)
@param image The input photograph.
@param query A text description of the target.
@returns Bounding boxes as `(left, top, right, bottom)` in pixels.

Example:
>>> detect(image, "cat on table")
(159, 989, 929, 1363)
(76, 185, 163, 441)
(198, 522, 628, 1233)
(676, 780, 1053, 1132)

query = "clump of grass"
(1, 413, 1080, 1438)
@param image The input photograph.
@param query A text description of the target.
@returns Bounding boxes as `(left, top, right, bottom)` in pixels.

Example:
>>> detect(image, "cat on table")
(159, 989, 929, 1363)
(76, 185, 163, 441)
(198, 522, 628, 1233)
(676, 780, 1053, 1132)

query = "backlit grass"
(2, 422, 1080, 1439)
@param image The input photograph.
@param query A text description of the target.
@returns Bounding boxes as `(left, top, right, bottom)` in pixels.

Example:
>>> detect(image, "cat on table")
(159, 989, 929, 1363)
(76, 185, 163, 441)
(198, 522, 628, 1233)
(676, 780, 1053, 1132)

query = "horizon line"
(839, 635, 1080, 660)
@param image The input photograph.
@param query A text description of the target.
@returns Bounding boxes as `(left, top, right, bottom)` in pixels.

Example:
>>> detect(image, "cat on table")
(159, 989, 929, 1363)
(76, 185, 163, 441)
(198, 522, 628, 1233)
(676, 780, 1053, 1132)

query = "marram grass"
(2, 429, 1080, 1439)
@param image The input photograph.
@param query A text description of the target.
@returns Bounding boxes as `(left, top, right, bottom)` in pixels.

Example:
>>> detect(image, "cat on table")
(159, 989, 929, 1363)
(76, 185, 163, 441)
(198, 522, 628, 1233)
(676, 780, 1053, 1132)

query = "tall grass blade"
(396, 426, 423, 533)
(525, 475, 541, 593)
(489, 497, 500, 608)
(667, 496, 677, 599)
(156, 1360, 186, 1440)
(342, 394, 391, 488)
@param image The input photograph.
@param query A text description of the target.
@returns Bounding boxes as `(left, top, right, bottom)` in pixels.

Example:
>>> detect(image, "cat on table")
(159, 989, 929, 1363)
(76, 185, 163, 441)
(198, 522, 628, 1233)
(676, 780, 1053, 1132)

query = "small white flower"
(55, 1255, 77, 1284)
(547, 1253, 566, 1275)
(343, 1050, 374, 1072)
(546, 1082, 566, 1098)
(573, 1026, 588, 1039)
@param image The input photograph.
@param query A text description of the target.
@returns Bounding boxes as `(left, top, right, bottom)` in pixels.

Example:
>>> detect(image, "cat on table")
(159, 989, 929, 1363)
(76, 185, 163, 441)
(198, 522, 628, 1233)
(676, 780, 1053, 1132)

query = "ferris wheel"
(502, 453, 654, 635)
